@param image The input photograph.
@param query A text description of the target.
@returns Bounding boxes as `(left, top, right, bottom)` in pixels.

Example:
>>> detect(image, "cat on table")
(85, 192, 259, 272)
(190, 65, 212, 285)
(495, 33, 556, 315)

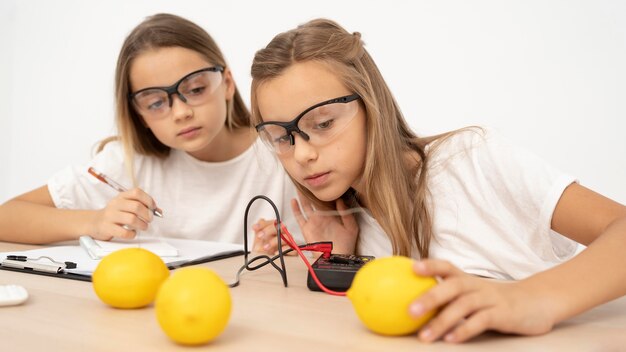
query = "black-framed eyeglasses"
(255, 94, 361, 155)
(129, 66, 224, 120)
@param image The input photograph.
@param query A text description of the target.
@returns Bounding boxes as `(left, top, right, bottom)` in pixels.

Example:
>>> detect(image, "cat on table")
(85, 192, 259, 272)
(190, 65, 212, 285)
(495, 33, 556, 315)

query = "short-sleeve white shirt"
(357, 128, 578, 280)
(48, 138, 300, 246)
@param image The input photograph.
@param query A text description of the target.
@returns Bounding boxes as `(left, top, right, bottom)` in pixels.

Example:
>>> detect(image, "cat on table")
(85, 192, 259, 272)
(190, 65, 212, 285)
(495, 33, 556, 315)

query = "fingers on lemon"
(155, 267, 231, 345)
(346, 256, 437, 336)
(92, 248, 169, 309)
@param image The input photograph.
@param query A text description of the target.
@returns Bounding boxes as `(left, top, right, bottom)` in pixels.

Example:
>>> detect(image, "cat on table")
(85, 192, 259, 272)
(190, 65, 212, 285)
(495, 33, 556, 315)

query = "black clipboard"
(0, 250, 245, 282)
(0, 265, 92, 282)
(166, 249, 245, 270)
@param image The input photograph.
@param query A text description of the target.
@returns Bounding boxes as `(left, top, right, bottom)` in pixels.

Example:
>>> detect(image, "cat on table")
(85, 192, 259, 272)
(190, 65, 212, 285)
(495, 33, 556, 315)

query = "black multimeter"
(306, 254, 375, 292)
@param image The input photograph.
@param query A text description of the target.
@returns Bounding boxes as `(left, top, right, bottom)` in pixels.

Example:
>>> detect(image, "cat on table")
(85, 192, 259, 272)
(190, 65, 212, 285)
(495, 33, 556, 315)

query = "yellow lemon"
(155, 267, 231, 345)
(92, 247, 169, 309)
(346, 256, 437, 336)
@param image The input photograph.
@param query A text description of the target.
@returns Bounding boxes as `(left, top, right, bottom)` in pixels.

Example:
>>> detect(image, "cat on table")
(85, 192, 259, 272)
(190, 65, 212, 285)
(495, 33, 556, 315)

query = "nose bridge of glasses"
(165, 84, 188, 108)
(291, 131, 318, 161)
(295, 130, 310, 143)
(285, 124, 310, 146)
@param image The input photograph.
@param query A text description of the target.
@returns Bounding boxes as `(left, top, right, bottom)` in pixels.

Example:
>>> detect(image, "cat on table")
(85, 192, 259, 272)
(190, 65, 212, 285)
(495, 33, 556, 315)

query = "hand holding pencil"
(87, 167, 163, 240)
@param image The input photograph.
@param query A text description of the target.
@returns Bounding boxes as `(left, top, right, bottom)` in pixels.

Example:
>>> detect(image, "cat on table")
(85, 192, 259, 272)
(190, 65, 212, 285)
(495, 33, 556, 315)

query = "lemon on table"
(346, 256, 438, 336)
(155, 267, 231, 345)
(92, 247, 169, 309)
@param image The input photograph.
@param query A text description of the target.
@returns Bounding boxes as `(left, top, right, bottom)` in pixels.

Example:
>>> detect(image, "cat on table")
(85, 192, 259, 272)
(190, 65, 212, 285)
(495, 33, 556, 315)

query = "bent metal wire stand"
(229, 195, 289, 288)
(228, 195, 347, 297)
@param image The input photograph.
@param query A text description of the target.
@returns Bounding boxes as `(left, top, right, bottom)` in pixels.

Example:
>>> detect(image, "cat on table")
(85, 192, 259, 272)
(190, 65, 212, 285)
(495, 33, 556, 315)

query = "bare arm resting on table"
(410, 183, 626, 343)
(0, 185, 156, 244)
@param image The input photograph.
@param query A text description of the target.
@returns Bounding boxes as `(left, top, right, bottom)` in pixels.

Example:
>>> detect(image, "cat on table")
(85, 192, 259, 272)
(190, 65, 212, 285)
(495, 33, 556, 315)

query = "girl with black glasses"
(250, 18, 626, 343)
(0, 14, 305, 248)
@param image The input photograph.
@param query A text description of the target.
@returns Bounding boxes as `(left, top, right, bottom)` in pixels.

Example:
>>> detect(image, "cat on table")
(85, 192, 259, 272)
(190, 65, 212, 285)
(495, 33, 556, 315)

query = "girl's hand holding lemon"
(346, 256, 438, 336)
(410, 259, 556, 343)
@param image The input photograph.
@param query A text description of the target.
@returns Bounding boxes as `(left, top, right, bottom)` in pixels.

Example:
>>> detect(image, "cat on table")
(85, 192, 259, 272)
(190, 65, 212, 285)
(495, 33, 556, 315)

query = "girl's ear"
(222, 68, 236, 101)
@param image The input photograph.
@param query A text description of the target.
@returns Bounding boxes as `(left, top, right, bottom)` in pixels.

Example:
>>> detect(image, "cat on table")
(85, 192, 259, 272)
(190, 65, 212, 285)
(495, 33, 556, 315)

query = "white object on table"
(0, 284, 29, 307)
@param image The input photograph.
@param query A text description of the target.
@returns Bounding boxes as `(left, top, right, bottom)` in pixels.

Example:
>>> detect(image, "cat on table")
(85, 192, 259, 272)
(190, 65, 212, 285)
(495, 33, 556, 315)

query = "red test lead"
(276, 221, 346, 296)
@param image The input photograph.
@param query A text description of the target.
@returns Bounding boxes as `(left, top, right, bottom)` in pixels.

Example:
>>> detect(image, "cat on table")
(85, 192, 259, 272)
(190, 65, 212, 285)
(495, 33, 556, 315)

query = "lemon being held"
(155, 267, 231, 345)
(346, 256, 437, 336)
(92, 247, 169, 309)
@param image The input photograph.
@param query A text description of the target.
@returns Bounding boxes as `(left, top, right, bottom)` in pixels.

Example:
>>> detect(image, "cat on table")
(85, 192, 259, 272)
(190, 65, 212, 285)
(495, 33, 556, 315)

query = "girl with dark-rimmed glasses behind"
(0, 13, 305, 248)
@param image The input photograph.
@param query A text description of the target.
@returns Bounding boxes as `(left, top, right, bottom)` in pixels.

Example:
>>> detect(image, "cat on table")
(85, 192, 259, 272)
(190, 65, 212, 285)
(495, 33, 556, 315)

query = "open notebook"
(0, 237, 244, 281)
(79, 236, 179, 259)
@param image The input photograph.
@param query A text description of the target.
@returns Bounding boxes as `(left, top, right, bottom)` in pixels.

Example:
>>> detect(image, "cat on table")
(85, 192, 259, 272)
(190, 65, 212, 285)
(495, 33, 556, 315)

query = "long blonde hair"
(251, 19, 454, 258)
(100, 13, 250, 183)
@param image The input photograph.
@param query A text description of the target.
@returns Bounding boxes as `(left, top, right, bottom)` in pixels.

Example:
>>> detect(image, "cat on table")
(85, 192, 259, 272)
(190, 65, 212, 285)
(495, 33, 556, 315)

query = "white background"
(1, 0, 625, 204)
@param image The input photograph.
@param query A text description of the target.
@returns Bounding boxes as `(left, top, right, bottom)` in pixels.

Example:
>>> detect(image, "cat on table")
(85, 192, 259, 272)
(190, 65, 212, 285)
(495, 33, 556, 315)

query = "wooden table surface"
(1, 241, 625, 351)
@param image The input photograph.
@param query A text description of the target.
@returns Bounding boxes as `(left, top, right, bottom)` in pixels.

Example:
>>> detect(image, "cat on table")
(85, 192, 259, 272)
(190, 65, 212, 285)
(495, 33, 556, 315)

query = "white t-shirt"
(357, 128, 579, 280)
(48, 138, 301, 246)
